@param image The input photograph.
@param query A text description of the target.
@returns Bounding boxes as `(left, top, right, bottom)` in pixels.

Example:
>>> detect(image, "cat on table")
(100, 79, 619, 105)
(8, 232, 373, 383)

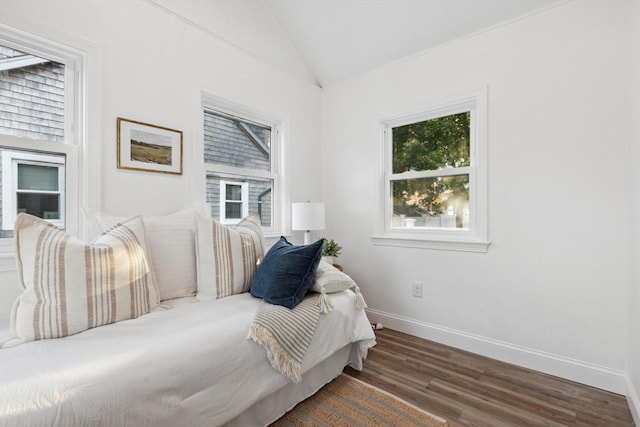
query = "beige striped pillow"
(195, 212, 265, 299)
(9, 213, 159, 343)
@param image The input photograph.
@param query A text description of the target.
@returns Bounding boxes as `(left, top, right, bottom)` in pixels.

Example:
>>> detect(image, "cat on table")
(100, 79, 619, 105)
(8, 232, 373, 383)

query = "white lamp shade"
(291, 202, 325, 231)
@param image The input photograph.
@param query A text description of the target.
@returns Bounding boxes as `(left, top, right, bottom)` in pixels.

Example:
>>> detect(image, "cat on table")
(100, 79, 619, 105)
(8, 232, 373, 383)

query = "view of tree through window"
(391, 112, 471, 229)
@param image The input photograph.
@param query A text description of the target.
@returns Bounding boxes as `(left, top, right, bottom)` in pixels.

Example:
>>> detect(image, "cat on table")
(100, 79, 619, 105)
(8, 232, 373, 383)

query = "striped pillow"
(195, 213, 265, 299)
(9, 213, 159, 343)
(87, 208, 199, 301)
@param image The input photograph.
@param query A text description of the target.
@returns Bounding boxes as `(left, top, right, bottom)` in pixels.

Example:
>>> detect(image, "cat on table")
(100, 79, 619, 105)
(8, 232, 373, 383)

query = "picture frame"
(117, 117, 183, 175)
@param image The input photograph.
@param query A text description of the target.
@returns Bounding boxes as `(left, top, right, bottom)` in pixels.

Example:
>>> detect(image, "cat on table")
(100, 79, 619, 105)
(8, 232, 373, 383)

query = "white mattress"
(0, 291, 375, 427)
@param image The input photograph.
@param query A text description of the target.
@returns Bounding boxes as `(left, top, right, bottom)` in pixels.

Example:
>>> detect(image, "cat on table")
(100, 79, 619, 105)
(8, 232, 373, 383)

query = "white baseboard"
(626, 375, 640, 427)
(366, 309, 628, 395)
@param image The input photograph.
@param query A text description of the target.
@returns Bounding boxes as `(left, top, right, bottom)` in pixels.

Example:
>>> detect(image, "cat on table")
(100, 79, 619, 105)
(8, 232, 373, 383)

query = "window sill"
(372, 234, 490, 253)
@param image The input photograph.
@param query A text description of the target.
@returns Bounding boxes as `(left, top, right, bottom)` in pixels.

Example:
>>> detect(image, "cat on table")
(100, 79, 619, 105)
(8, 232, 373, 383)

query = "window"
(375, 89, 488, 252)
(1, 150, 66, 230)
(202, 98, 280, 234)
(220, 180, 248, 224)
(0, 34, 81, 240)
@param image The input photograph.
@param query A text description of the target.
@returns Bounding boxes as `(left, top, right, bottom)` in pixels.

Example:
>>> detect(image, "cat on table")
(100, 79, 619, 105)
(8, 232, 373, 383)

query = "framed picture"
(117, 117, 183, 175)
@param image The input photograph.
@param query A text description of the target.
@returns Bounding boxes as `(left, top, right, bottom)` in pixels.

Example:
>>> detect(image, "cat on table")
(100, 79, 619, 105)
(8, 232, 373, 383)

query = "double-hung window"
(375, 89, 488, 252)
(0, 34, 82, 241)
(202, 97, 280, 231)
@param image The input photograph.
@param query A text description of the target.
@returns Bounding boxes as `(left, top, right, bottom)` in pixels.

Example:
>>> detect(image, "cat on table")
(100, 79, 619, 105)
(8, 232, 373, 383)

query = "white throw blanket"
(248, 295, 320, 382)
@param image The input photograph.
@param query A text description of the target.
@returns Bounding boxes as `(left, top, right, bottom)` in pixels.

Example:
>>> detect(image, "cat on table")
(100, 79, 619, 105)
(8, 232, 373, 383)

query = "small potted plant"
(321, 238, 342, 266)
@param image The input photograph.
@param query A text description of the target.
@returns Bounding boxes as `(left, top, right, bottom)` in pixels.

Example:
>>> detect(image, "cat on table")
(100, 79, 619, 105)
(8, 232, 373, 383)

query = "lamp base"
(303, 231, 312, 245)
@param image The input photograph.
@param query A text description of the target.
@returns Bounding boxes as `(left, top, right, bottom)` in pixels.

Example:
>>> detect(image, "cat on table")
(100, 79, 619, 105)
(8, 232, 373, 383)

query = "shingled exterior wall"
(0, 45, 65, 238)
(0, 45, 65, 142)
(203, 111, 272, 226)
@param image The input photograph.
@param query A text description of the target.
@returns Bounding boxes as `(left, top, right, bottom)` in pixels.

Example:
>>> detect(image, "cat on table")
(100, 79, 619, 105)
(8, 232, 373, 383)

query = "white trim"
(209, 164, 275, 180)
(375, 87, 488, 252)
(366, 308, 628, 395)
(626, 374, 640, 427)
(371, 234, 489, 253)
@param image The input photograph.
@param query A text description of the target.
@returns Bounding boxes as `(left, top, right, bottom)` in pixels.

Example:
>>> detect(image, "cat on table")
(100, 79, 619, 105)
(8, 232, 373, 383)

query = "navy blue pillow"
(250, 236, 324, 309)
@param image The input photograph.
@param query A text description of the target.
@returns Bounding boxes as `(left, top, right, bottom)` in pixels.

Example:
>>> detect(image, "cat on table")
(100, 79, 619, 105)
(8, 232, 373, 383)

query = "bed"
(0, 290, 375, 427)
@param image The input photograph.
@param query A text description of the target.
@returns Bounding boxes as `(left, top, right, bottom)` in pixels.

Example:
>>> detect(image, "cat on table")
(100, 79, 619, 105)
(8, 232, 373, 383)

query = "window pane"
(392, 112, 470, 174)
(207, 173, 273, 227)
(391, 174, 469, 229)
(0, 45, 65, 143)
(17, 193, 60, 219)
(225, 202, 242, 219)
(203, 110, 271, 172)
(2, 148, 66, 237)
(18, 164, 59, 191)
(226, 184, 242, 201)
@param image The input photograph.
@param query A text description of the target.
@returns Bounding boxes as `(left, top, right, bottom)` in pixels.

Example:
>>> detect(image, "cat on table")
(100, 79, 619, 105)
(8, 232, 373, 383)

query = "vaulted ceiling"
(148, 0, 565, 88)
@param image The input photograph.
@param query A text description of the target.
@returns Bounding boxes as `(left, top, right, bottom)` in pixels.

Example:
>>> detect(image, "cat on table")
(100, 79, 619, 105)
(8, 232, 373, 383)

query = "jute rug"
(271, 374, 449, 426)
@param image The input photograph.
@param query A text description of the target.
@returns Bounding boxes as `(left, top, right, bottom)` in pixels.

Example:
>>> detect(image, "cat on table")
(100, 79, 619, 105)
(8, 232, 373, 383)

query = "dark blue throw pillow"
(250, 236, 324, 309)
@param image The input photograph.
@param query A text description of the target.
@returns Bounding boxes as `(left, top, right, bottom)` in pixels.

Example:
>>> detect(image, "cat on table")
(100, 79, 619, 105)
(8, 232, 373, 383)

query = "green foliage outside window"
(392, 112, 470, 221)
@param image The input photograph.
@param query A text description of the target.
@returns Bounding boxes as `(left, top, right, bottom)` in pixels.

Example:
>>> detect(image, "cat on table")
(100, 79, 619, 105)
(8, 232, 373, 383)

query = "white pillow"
(309, 260, 356, 294)
(309, 260, 367, 313)
(7, 214, 159, 345)
(87, 208, 199, 301)
(195, 213, 265, 299)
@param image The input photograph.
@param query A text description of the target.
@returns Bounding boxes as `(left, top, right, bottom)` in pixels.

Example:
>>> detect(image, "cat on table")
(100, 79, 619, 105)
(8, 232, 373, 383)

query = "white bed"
(0, 290, 375, 427)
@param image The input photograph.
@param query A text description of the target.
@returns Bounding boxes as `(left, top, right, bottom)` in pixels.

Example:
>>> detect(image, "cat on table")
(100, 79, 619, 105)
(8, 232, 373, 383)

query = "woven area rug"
(271, 374, 449, 426)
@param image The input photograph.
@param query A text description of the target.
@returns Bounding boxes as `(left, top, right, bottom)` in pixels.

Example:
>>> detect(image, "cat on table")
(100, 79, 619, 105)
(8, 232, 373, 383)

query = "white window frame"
(219, 180, 248, 224)
(373, 88, 489, 253)
(2, 150, 66, 230)
(200, 93, 283, 238)
(0, 22, 94, 273)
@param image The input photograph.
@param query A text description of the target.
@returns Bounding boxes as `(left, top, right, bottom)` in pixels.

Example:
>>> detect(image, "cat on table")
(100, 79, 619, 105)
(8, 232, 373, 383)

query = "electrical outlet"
(412, 282, 423, 298)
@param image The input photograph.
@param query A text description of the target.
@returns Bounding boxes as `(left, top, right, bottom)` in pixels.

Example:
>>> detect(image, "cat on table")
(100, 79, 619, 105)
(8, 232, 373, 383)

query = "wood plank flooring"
(343, 328, 635, 426)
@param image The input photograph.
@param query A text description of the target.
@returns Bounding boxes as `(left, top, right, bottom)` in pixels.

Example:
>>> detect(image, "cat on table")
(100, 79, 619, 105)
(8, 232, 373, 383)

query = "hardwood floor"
(343, 328, 635, 427)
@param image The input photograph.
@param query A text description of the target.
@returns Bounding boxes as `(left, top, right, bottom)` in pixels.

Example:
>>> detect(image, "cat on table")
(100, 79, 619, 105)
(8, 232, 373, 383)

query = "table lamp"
(291, 201, 325, 245)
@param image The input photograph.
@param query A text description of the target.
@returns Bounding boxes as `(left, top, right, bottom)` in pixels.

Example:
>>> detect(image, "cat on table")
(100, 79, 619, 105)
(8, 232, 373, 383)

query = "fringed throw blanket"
(248, 295, 320, 383)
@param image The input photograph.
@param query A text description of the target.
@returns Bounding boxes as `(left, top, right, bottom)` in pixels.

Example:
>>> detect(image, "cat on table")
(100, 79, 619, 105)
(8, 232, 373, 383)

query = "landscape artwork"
(130, 129, 172, 166)
(117, 117, 183, 174)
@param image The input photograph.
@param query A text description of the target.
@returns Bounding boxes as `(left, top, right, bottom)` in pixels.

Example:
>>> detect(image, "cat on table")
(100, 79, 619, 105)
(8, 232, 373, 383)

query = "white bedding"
(0, 291, 375, 427)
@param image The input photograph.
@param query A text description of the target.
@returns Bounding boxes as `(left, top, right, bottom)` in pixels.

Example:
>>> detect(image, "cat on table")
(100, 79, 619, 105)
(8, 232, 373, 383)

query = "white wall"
(0, 0, 322, 327)
(322, 0, 632, 395)
(628, 0, 640, 423)
(0, 0, 322, 216)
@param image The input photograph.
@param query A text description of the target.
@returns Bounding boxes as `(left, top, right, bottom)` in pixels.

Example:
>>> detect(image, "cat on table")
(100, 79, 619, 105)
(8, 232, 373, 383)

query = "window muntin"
(202, 105, 279, 231)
